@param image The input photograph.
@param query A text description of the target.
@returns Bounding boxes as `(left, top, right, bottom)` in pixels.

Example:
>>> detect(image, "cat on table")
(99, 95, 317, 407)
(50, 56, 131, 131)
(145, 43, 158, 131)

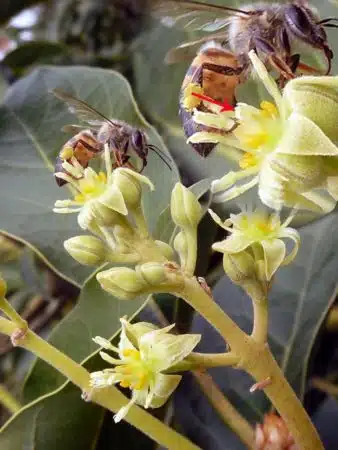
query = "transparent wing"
(52, 89, 115, 128)
(164, 32, 228, 63)
(151, 1, 251, 32)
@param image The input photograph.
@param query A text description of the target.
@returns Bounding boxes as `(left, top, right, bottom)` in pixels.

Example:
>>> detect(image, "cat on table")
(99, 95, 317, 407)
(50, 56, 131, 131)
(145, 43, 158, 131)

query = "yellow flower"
(189, 50, 338, 212)
(53, 144, 154, 229)
(210, 208, 300, 282)
(90, 319, 200, 422)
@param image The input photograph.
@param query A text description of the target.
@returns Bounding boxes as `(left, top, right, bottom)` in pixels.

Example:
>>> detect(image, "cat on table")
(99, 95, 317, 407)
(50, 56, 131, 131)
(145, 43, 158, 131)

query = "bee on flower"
(53, 144, 154, 230)
(188, 50, 338, 213)
(90, 318, 200, 422)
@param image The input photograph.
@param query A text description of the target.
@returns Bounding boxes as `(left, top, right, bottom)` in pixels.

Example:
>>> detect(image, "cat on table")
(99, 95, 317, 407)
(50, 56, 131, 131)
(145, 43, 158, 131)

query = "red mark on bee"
(191, 92, 234, 112)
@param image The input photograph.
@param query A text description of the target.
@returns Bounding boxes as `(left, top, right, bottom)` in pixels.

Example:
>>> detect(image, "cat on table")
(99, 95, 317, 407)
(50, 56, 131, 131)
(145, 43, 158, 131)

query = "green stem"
(0, 296, 27, 330)
(175, 276, 323, 450)
(0, 384, 22, 414)
(193, 371, 255, 450)
(0, 317, 199, 450)
(251, 298, 268, 344)
(169, 352, 239, 372)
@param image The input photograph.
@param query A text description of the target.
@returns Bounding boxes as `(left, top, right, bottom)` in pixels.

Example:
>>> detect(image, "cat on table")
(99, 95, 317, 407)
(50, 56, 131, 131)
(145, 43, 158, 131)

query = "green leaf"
(0, 65, 178, 286)
(23, 270, 148, 402)
(3, 41, 70, 75)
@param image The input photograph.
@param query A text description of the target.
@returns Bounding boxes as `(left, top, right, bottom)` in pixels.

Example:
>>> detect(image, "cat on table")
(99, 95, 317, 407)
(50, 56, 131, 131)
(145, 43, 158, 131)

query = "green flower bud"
(154, 240, 175, 260)
(0, 274, 7, 298)
(97, 267, 147, 300)
(112, 168, 154, 211)
(88, 202, 128, 227)
(136, 262, 170, 286)
(170, 183, 202, 230)
(222, 252, 267, 301)
(173, 231, 188, 266)
(64, 235, 107, 266)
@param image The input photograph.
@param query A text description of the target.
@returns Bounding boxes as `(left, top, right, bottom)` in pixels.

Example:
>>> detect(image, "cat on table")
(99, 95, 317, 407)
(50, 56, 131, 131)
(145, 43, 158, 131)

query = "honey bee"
(53, 89, 170, 186)
(152, 0, 336, 156)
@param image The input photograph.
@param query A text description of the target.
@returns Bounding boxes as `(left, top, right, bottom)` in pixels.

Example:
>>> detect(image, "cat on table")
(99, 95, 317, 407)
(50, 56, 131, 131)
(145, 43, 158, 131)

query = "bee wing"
(164, 32, 228, 63)
(52, 89, 115, 128)
(151, 1, 251, 32)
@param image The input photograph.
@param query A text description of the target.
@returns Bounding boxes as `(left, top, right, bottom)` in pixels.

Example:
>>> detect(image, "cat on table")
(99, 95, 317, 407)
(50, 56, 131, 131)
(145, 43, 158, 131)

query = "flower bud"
(64, 235, 107, 266)
(112, 168, 154, 210)
(136, 262, 170, 286)
(173, 231, 189, 266)
(256, 413, 296, 450)
(221, 251, 267, 301)
(154, 240, 175, 260)
(0, 274, 7, 298)
(171, 183, 202, 230)
(97, 267, 147, 300)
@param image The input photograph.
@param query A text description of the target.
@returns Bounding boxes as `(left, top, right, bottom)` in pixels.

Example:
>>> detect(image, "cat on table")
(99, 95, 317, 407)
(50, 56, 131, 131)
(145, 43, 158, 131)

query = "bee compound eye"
(285, 4, 312, 34)
(132, 130, 144, 149)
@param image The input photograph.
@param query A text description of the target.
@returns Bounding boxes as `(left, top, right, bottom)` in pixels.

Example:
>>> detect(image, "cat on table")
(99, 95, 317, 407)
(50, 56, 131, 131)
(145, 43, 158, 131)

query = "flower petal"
(99, 185, 128, 215)
(212, 234, 254, 254)
(261, 238, 286, 280)
(143, 373, 182, 409)
(140, 331, 200, 372)
(277, 113, 338, 156)
(279, 227, 300, 267)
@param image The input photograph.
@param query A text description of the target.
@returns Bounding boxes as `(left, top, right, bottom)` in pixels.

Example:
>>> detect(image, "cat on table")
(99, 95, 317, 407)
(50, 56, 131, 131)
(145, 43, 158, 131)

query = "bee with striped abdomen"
(152, 0, 337, 156)
(53, 89, 170, 186)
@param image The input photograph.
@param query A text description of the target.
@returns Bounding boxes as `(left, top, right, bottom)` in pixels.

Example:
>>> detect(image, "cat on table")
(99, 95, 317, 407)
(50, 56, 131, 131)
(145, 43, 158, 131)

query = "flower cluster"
(90, 318, 200, 422)
(189, 50, 338, 212)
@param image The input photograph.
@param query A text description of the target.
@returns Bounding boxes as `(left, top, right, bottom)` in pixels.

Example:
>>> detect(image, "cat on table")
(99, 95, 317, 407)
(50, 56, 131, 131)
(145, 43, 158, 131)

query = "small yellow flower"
(90, 319, 200, 422)
(188, 50, 338, 212)
(53, 144, 154, 230)
(210, 208, 300, 282)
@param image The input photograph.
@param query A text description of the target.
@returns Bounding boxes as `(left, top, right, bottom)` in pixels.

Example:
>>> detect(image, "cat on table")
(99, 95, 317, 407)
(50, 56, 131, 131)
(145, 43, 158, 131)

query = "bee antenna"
(323, 23, 338, 29)
(147, 145, 172, 170)
(318, 17, 338, 25)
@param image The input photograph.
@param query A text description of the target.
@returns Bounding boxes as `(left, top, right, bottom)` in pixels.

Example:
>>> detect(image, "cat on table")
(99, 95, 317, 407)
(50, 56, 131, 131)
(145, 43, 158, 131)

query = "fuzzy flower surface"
(188, 50, 338, 212)
(53, 144, 154, 229)
(90, 319, 200, 422)
(210, 209, 300, 281)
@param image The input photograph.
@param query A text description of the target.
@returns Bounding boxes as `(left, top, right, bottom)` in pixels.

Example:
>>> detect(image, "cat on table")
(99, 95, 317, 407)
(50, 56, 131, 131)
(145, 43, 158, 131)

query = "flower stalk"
(0, 316, 199, 450)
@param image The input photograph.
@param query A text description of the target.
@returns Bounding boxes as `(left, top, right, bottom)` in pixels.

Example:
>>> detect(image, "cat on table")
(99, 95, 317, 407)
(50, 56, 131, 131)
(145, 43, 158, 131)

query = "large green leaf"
(175, 211, 338, 448)
(0, 65, 178, 286)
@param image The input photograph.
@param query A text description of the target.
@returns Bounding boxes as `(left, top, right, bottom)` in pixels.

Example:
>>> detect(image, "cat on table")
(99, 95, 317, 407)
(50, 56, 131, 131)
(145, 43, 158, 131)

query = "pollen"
(60, 146, 74, 160)
(98, 172, 107, 183)
(122, 349, 140, 359)
(239, 152, 258, 169)
(120, 380, 131, 388)
(74, 193, 85, 203)
(243, 132, 268, 149)
(183, 83, 204, 111)
(260, 101, 278, 118)
(133, 377, 147, 390)
(256, 220, 273, 234)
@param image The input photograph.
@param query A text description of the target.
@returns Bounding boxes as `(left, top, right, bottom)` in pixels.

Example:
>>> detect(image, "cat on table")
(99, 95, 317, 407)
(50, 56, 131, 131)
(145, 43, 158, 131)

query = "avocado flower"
(90, 318, 200, 422)
(189, 50, 338, 212)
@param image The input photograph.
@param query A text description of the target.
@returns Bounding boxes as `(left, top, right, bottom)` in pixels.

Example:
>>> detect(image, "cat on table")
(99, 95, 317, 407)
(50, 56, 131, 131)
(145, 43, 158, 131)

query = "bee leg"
(296, 61, 325, 74)
(253, 37, 295, 80)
